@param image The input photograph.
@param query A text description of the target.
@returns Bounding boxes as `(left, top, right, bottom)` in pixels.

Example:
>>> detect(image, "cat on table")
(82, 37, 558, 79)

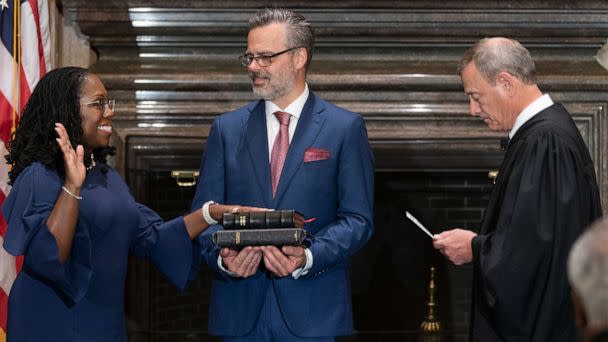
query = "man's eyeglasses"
(238, 47, 298, 67)
(83, 98, 115, 114)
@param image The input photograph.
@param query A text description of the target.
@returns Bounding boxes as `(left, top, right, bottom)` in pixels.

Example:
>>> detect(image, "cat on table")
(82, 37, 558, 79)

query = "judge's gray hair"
(457, 37, 536, 85)
(568, 218, 608, 327)
(248, 8, 315, 71)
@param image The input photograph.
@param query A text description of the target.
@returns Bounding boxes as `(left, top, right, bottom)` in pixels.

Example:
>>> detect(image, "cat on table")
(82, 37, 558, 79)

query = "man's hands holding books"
(220, 245, 306, 278)
(260, 246, 306, 277)
(220, 246, 262, 278)
(216, 208, 309, 278)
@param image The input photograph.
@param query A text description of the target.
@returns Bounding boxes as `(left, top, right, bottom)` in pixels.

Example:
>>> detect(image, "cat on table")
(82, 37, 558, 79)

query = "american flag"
(0, 0, 50, 339)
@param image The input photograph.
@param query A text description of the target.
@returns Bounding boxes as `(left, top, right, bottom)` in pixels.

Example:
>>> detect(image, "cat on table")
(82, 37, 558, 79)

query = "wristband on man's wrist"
(202, 201, 218, 225)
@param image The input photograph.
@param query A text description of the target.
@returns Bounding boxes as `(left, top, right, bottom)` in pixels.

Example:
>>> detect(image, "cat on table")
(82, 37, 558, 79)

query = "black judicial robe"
(591, 331, 608, 342)
(592, 332, 608, 342)
(470, 103, 603, 342)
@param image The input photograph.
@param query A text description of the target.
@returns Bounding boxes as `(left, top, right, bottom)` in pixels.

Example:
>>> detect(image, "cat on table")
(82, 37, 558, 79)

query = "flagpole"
(11, 0, 20, 134)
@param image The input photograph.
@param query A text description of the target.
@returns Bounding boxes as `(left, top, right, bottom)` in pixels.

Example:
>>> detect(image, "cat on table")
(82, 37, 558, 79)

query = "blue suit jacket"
(192, 92, 374, 337)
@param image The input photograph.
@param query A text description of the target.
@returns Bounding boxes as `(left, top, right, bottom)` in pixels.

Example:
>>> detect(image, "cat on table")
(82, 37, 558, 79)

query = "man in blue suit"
(191, 8, 374, 342)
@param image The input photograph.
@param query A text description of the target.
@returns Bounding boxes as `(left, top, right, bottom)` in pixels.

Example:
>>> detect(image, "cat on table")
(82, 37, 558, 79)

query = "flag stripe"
(20, 1, 40, 95)
(26, 0, 47, 79)
(19, 65, 31, 113)
(0, 93, 14, 143)
(0, 235, 15, 296)
(0, 36, 16, 112)
(37, 0, 50, 72)
(0, 144, 10, 199)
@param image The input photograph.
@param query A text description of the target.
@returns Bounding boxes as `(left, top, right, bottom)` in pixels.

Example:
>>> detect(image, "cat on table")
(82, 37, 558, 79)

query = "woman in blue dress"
(2, 67, 264, 341)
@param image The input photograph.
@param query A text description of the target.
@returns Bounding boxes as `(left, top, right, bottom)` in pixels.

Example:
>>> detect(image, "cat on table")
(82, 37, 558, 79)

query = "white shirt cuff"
(291, 248, 313, 279)
(217, 255, 239, 277)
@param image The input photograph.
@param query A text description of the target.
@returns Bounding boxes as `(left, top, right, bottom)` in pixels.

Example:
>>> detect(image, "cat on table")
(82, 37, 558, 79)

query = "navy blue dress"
(2, 162, 201, 341)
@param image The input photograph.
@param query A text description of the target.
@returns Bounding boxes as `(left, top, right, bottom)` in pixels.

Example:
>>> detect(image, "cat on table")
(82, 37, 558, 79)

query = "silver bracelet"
(202, 201, 218, 225)
(61, 186, 82, 200)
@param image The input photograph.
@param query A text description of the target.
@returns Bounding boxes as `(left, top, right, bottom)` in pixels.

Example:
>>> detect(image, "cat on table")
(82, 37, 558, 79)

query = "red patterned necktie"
(270, 111, 291, 198)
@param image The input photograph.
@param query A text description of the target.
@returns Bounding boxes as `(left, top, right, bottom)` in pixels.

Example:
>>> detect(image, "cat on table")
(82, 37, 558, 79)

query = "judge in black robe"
(433, 37, 603, 342)
(470, 102, 602, 341)
(591, 333, 608, 342)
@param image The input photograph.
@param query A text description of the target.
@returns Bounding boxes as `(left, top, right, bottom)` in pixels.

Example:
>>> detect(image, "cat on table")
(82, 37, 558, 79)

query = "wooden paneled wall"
(59, 0, 608, 207)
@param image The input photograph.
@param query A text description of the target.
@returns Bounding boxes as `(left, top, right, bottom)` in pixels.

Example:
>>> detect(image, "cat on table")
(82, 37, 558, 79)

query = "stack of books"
(212, 210, 309, 248)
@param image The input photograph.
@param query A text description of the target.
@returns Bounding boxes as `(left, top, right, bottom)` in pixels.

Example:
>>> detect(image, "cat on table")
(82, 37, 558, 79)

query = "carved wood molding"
(58, 0, 608, 212)
(61, 1, 608, 44)
(111, 102, 606, 176)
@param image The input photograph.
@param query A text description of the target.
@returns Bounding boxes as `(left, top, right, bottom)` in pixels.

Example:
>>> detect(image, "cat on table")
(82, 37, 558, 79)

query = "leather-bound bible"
(213, 228, 309, 248)
(221, 210, 304, 230)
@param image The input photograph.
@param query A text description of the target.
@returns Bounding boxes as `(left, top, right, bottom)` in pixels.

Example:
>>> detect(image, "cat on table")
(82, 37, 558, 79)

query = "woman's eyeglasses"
(83, 98, 115, 114)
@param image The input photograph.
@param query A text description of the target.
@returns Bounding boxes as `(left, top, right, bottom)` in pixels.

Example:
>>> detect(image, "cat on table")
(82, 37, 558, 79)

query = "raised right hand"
(55, 123, 86, 189)
(220, 246, 262, 278)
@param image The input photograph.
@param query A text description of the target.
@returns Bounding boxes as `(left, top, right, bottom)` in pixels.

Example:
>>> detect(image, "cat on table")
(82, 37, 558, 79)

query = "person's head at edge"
(243, 8, 314, 109)
(457, 37, 543, 132)
(568, 218, 608, 341)
(6, 66, 115, 185)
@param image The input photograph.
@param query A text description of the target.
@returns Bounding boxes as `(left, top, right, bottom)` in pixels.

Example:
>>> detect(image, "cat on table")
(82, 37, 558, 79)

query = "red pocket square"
(304, 147, 330, 162)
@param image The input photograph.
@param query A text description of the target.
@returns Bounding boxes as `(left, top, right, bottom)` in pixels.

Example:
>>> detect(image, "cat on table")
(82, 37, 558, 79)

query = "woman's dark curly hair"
(6, 67, 115, 185)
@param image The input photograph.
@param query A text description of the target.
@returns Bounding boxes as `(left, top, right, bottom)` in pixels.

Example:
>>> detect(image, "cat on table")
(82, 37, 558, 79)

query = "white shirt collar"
(509, 94, 553, 139)
(265, 83, 309, 119)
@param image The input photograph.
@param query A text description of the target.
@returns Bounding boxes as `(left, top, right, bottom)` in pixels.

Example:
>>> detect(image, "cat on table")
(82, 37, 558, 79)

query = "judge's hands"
(433, 229, 477, 265)
(220, 246, 262, 278)
(54, 123, 85, 190)
(261, 246, 306, 277)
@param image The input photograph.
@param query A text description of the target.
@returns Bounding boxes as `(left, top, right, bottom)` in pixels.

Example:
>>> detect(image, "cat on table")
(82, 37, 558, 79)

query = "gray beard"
(252, 85, 287, 100)
(250, 68, 296, 101)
